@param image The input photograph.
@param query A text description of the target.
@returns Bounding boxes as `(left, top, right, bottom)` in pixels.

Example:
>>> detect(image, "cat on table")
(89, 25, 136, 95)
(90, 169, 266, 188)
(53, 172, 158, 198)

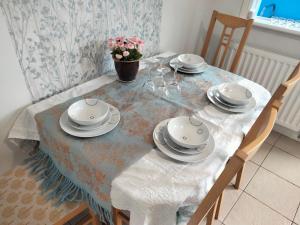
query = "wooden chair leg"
(113, 207, 130, 225)
(215, 192, 223, 219)
(234, 163, 245, 189)
(88, 207, 100, 225)
(113, 207, 123, 225)
(206, 203, 217, 225)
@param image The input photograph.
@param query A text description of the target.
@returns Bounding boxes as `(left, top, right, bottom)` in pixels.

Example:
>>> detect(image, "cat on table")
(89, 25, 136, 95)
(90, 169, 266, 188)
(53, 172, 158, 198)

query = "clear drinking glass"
(152, 73, 167, 96)
(142, 58, 159, 92)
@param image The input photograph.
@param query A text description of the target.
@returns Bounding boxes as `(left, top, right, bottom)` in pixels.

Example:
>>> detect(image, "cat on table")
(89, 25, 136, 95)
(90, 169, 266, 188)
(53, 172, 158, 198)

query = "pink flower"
(116, 36, 125, 42)
(123, 51, 130, 57)
(117, 42, 125, 48)
(127, 43, 135, 49)
(137, 40, 144, 45)
(115, 54, 123, 60)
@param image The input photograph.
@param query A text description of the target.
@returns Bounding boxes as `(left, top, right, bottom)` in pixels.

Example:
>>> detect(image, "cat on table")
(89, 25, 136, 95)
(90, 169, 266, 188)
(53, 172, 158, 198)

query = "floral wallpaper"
(1, 0, 163, 101)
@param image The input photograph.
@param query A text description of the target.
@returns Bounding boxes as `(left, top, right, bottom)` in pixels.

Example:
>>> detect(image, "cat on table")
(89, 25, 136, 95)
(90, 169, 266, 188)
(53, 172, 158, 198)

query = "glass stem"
(174, 68, 178, 83)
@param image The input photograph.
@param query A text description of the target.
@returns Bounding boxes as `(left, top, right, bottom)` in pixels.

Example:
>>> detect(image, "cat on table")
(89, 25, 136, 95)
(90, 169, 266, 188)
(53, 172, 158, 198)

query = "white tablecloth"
(9, 52, 271, 225)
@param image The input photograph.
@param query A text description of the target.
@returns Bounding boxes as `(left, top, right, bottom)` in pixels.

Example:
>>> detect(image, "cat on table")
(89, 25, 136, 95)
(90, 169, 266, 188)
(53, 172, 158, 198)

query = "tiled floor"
(216, 131, 300, 225)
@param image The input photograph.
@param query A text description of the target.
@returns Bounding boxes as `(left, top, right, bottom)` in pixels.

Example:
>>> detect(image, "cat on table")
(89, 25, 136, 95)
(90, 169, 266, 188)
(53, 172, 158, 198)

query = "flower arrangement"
(108, 36, 144, 61)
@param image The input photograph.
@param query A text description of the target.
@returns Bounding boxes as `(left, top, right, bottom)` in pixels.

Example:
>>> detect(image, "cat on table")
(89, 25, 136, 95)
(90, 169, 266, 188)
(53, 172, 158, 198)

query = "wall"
(0, 0, 210, 174)
(160, 0, 209, 54)
(0, 12, 32, 173)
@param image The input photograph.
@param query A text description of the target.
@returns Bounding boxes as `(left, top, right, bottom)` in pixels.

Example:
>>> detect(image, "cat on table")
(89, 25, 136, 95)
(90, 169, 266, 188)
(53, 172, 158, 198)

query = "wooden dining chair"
(201, 10, 253, 73)
(234, 62, 300, 189)
(187, 101, 279, 225)
(0, 165, 100, 225)
(112, 101, 279, 225)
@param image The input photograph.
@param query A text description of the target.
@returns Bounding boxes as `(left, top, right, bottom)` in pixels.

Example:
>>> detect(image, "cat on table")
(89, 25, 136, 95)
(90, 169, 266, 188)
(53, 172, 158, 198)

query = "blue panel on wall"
(258, 0, 300, 20)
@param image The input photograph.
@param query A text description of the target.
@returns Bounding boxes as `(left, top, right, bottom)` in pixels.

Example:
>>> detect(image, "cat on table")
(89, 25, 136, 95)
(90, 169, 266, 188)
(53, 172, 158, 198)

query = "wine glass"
(164, 59, 183, 98)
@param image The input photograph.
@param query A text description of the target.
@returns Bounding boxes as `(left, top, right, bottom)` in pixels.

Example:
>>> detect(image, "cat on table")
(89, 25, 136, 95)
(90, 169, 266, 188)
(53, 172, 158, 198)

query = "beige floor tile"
(295, 206, 300, 225)
(251, 142, 273, 165)
(245, 167, 300, 220)
(275, 135, 300, 159)
(266, 131, 281, 145)
(231, 161, 259, 190)
(217, 185, 242, 221)
(224, 193, 291, 225)
(262, 148, 300, 187)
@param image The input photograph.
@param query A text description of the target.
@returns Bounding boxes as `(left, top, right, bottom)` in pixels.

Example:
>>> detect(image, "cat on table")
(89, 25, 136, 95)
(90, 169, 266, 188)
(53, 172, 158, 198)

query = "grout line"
(243, 191, 294, 223)
(221, 188, 244, 223)
(260, 144, 300, 188)
(242, 161, 261, 191)
(292, 202, 300, 224)
(260, 165, 300, 189)
(273, 145, 300, 161)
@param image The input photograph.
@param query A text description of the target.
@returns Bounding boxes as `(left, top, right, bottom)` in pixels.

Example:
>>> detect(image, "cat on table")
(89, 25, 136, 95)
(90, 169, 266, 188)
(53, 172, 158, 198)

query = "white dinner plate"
(167, 116, 209, 149)
(217, 83, 252, 105)
(162, 127, 206, 155)
(207, 86, 256, 113)
(60, 105, 120, 138)
(169, 58, 207, 74)
(153, 119, 215, 163)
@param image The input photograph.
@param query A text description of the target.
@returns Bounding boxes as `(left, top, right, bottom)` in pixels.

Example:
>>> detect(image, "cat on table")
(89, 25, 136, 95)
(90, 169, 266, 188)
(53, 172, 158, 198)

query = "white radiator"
(225, 45, 300, 139)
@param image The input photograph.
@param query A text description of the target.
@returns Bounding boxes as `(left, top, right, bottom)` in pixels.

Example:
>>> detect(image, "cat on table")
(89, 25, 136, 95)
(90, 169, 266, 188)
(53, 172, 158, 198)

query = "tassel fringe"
(25, 149, 113, 225)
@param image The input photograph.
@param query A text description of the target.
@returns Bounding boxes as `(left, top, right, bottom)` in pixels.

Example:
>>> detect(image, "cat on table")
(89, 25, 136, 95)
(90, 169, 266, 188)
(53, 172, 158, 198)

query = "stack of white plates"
(169, 54, 208, 74)
(153, 116, 215, 163)
(207, 83, 256, 113)
(59, 99, 120, 137)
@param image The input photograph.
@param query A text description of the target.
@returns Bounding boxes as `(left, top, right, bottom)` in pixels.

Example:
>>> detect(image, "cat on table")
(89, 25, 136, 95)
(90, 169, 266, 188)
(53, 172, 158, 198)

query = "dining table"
(9, 52, 271, 225)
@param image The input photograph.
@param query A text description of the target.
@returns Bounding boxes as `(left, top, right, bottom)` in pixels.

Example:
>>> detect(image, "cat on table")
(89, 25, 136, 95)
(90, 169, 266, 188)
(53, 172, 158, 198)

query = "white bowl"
(217, 83, 252, 105)
(178, 54, 205, 69)
(167, 116, 210, 149)
(68, 99, 109, 126)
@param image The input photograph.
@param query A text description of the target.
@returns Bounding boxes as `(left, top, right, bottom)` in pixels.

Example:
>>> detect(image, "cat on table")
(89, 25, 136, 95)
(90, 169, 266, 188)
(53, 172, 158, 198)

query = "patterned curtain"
(1, 0, 163, 101)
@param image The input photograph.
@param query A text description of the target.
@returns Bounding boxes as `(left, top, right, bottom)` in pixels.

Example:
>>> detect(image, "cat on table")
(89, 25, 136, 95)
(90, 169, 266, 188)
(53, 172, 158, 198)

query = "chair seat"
(0, 165, 82, 225)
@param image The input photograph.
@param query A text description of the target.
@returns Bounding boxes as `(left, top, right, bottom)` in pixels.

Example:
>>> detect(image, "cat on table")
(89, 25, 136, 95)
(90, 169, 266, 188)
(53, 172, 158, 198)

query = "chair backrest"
(187, 103, 278, 225)
(201, 10, 253, 73)
(268, 62, 300, 108)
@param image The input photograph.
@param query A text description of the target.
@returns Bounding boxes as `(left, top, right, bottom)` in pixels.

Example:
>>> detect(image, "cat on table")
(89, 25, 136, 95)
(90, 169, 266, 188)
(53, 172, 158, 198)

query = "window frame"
(240, 0, 300, 36)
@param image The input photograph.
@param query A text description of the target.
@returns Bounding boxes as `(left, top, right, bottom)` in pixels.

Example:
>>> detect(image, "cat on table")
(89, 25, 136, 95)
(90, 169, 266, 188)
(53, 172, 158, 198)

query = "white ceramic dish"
(214, 91, 246, 109)
(153, 119, 215, 163)
(68, 99, 109, 126)
(169, 58, 207, 74)
(207, 86, 256, 113)
(217, 83, 252, 105)
(60, 105, 120, 137)
(178, 54, 205, 69)
(167, 116, 210, 149)
(162, 127, 206, 155)
(69, 111, 111, 131)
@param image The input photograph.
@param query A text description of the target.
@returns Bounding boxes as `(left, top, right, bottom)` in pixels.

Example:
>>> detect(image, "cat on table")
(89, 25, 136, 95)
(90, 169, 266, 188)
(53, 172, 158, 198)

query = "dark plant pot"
(114, 59, 139, 82)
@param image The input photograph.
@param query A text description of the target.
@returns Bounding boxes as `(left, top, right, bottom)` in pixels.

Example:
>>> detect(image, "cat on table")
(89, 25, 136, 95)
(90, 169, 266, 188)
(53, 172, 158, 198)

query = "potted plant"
(108, 36, 144, 82)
